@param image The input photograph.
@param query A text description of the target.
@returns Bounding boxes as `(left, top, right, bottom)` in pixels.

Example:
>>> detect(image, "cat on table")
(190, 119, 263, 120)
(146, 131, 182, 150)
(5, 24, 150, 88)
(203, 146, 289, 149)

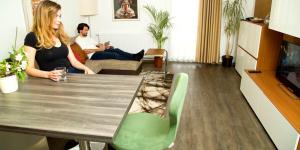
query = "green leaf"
(0, 46, 28, 81)
(223, 0, 244, 56)
(144, 5, 172, 49)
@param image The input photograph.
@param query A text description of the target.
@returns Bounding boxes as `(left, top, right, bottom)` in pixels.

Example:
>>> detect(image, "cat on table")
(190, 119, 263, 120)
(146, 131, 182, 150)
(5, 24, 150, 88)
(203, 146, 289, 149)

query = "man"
(75, 23, 144, 61)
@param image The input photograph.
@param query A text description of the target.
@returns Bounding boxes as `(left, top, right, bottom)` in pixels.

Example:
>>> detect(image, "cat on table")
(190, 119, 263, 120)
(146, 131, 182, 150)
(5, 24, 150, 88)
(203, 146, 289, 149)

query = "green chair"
(112, 73, 189, 150)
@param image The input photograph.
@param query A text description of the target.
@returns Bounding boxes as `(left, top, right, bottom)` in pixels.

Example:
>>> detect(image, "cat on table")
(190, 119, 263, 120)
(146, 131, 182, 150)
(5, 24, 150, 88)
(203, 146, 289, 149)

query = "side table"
(144, 49, 168, 79)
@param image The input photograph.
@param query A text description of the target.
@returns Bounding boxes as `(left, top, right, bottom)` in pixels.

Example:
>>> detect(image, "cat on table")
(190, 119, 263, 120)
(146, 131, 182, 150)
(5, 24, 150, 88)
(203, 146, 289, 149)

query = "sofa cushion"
(86, 59, 142, 70)
(70, 42, 88, 64)
(84, 59, 142, 75)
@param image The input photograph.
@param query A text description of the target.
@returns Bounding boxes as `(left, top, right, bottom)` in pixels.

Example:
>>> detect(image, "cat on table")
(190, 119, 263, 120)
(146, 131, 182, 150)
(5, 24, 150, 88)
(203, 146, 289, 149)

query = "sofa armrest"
(85, 60, 103, 73)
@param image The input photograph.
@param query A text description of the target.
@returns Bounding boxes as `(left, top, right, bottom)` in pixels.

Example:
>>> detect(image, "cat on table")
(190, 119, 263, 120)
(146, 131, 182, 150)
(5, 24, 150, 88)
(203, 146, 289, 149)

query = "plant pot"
(0, 75, 18, 93)
(222, 55, 233, 67)
(154, 56, 163, 68)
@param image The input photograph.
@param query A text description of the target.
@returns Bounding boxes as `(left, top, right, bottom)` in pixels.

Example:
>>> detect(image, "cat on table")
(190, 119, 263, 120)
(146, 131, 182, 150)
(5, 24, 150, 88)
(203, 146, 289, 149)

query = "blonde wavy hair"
(32, 0, 70, 49)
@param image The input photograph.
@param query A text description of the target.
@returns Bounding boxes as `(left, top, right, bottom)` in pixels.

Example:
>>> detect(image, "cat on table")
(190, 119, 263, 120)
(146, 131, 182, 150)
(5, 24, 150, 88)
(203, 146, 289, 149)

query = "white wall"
(57, 0, 254, 62)
(1, 0, 198, 61)
(54, 0, 198, 61)
(56, 0, 82, 36)
(90, 0, 177, 59)
(89, 0, 166, 54)
(0, 0, 27, 61)
(2, 0, 254, 62)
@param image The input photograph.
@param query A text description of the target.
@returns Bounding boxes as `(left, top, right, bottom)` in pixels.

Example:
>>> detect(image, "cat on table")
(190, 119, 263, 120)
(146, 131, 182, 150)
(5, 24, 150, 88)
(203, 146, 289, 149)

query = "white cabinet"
(241, 72, 300, 150)
(235, 21, 282, 76)
(240, 71, 261, 114)
(238, 21, 262, 58)
(235, 47, 243, 75)
(236, 21, 262, 76)
(269, 0, 300, 38)
(235, 47, 257, 75)
(259, 96, 299, 150)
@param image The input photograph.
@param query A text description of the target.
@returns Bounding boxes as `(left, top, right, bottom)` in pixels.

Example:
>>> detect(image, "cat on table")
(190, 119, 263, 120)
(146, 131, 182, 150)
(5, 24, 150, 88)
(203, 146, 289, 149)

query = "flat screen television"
(276, 41, 300, 98)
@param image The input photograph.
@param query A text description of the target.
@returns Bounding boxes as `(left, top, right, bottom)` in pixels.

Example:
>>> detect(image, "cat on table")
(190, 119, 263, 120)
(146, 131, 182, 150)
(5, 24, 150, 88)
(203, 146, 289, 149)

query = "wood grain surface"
(254, 0, 272, 18)
(143, 62, 276, 150)
(0, 74, 143, 143)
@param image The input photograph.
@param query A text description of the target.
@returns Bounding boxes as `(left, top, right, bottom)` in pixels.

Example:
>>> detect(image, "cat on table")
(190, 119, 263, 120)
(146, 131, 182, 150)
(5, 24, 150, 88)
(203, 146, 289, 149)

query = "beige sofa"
(70, 42, 143, 75)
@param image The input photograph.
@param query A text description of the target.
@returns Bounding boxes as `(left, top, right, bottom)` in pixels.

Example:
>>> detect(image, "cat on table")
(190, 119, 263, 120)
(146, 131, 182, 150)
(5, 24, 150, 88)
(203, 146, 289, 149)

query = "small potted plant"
(0, 46, 28, 93)
(222, 0, 244, 67)
(144, 5, 172, 68)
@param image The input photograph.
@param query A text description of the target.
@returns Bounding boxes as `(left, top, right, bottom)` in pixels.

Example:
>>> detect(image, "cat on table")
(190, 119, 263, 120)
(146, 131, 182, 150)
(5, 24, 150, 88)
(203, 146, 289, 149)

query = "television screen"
(276, 41, 300, 97)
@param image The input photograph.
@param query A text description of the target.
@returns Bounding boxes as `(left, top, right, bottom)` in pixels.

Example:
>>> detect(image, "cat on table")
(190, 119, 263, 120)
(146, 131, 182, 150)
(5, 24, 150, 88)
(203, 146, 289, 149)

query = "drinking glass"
(54, 67, 67, 81)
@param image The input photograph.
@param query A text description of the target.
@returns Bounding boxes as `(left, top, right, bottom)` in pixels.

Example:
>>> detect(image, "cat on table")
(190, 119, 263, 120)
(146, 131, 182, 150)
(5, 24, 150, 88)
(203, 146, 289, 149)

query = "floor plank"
(143, 62, 276, 150)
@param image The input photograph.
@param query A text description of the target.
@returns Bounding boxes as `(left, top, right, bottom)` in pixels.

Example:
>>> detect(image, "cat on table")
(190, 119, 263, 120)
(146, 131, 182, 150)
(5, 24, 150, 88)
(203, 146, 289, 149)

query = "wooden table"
(0, 74, 143, 148)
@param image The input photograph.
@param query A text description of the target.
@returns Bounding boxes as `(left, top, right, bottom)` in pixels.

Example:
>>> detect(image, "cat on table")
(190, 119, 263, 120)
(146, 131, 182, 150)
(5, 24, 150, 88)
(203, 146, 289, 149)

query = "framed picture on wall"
(113, 0, 139, 20)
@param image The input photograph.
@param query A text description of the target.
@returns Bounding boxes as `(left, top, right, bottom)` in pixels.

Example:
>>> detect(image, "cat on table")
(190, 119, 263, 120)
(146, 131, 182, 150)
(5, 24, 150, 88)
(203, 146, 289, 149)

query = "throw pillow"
(70, 42, 88, 64)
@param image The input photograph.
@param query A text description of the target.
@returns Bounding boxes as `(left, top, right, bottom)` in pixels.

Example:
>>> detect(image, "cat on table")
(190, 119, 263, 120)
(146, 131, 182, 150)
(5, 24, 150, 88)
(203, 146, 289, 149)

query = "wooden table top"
(0, 74, 143, 143)
(145, 49, 165, 57)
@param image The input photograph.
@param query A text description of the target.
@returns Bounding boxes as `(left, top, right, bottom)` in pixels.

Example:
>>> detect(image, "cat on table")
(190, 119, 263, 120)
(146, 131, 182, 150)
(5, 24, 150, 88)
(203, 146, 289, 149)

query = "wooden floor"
(143, 62, 276, 150)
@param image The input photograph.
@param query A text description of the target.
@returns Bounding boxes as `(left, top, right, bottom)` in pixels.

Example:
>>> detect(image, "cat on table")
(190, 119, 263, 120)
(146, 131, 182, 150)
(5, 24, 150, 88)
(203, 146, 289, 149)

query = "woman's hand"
(47, 70, 62, 82)
(67, 45, 95, 75)
(84, 68, 95, 74)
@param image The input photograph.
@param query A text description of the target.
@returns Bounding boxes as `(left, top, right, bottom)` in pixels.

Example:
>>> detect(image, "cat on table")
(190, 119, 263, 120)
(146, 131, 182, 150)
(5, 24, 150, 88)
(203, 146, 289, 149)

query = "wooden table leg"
(164, 50, 168, 80)
(79, 140, 91, 150)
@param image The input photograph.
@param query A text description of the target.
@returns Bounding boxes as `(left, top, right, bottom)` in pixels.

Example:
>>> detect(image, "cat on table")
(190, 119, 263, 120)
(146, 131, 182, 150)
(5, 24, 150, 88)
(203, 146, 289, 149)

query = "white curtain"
(168, 0, 200, 62)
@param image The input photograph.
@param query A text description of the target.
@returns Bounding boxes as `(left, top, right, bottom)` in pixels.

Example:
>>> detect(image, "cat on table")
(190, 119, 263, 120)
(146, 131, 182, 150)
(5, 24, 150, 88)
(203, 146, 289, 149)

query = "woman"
(24, 1, 89, 149)
(24, 0, 94, 82)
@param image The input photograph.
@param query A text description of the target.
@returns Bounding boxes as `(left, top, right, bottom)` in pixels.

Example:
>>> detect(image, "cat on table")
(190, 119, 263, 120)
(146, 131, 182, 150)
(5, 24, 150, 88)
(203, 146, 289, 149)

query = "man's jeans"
(90, 48, 135, 60)
(67, 67, 84, 73)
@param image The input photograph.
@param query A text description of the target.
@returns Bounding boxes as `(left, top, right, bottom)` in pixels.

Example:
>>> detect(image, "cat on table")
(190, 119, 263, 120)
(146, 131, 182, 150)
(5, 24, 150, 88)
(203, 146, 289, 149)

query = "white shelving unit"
(269, 0, 300, 38)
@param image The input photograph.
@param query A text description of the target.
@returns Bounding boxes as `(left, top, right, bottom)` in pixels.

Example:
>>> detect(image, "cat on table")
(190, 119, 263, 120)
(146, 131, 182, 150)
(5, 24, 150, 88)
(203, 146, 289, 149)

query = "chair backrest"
(165, 73, 188, 146)
(70, 42, 88, 64)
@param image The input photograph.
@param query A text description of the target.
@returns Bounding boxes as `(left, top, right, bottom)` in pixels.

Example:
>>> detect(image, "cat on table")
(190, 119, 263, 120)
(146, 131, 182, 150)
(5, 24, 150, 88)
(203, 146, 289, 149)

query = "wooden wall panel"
(256, 24, 283, 71)
(284, 34, 300, 45)
(254, 0, 272, 18)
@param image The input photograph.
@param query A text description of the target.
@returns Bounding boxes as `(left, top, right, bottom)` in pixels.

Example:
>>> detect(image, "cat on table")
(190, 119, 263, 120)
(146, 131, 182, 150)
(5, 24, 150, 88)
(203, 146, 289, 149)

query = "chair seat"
(113, 113, 169, 150)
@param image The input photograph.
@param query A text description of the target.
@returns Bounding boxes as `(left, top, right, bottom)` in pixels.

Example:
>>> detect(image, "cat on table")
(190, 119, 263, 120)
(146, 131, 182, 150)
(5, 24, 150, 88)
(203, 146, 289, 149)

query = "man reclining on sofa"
(75, 23, 144, 61)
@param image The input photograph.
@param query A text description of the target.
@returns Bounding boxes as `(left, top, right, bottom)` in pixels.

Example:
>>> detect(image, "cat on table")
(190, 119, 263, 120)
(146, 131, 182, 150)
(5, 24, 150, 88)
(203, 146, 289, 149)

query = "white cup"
(54, 67, 67, 81)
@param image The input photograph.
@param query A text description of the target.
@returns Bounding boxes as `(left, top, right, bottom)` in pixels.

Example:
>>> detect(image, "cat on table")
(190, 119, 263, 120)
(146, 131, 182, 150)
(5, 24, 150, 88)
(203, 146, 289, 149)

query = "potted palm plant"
(144, 5, 172, 68)
(222, 0, 244, 67)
